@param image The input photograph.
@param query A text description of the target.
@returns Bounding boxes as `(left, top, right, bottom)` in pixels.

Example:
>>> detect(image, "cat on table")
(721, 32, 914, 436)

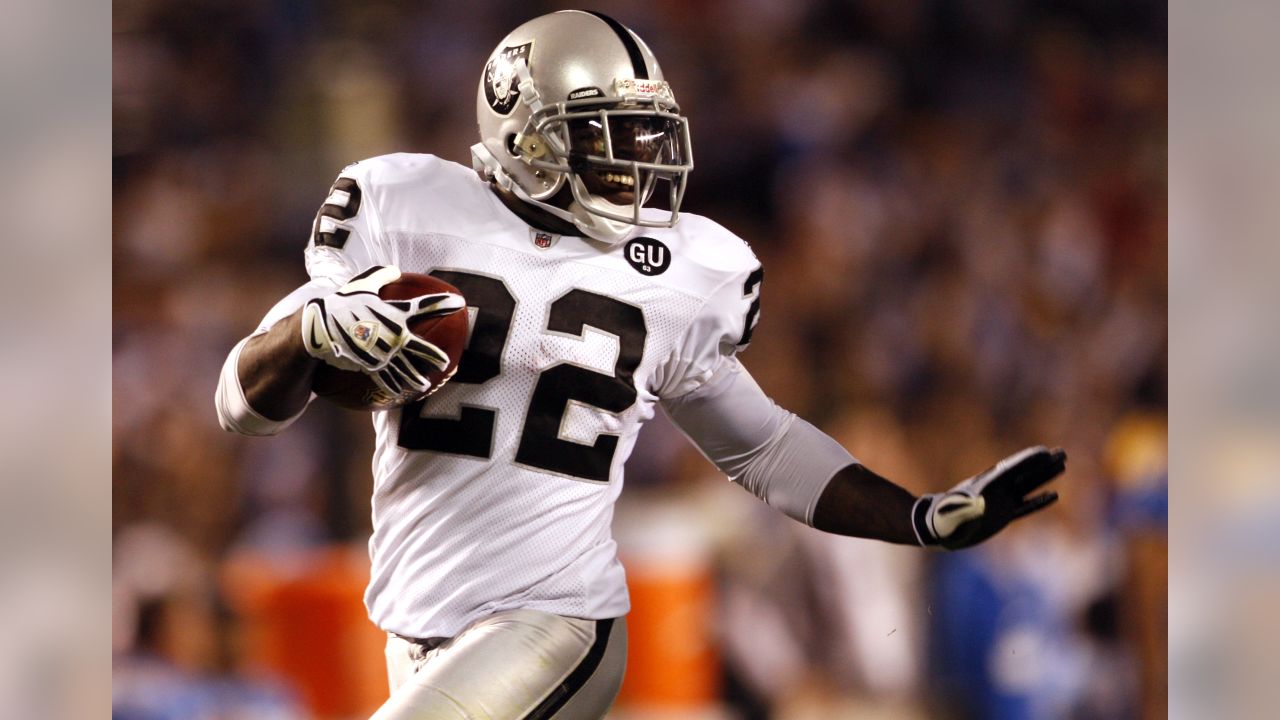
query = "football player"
(215, 10, 1066, 719)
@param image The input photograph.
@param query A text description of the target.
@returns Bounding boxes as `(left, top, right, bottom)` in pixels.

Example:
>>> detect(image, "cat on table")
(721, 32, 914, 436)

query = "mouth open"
(581, 168, 637, 205)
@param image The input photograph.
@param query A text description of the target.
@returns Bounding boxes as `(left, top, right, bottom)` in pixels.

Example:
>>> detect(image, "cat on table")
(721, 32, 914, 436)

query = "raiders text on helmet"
(471, 10, 694, 243)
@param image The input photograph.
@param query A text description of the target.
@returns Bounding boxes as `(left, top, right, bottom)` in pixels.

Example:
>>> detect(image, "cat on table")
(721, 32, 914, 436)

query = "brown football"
(312, 273, 469, 411)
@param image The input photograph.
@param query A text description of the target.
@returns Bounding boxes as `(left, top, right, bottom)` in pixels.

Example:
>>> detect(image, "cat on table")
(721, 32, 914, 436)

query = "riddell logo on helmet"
(614, 78, 674, 101)
(484, 42, 533, 115)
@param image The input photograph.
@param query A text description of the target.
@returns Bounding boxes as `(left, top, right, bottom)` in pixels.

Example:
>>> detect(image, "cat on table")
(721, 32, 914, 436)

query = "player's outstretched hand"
(301, 266, 465, 397)
(912, 446, 1067, 550)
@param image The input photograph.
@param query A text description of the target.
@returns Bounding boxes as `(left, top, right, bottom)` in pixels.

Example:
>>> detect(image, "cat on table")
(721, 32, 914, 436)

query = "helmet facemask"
(508, 77, 693, 242)
(472, 11, 695, 244)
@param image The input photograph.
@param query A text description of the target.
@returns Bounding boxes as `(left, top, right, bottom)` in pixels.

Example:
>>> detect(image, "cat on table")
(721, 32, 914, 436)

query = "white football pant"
(372, 609, 627, 719)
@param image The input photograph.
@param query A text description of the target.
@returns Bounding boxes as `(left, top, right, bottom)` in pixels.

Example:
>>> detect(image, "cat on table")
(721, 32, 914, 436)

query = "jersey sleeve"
(251, 164, 387, 332)
(655, 262, 764, 399)
(661, 357, 855, 525)
(216, 165, 387, 436)
(303, 163, 387, 286)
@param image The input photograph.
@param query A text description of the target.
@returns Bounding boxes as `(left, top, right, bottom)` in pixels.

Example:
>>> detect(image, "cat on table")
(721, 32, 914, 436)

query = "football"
(312, 273, 469, 411)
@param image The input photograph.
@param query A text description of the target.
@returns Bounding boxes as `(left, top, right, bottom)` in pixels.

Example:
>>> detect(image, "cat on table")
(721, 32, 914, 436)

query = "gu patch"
(484, 42, 533, 115)
(624, 237, 670, 276)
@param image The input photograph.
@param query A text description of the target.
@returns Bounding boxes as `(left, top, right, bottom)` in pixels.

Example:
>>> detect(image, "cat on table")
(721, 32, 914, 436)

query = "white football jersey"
(302, 153, 762, 639)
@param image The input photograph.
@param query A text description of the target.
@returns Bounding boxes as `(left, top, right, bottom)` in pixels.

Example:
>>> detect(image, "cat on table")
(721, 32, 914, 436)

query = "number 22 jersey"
(305, 153, 762, 639)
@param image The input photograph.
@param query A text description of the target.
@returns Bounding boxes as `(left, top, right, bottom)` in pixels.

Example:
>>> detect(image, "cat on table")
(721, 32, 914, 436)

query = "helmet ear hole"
(505, 134, 520, 157)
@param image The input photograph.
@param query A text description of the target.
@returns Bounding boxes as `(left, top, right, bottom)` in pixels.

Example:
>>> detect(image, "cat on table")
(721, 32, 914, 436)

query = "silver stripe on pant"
(372, 609, 627, 720)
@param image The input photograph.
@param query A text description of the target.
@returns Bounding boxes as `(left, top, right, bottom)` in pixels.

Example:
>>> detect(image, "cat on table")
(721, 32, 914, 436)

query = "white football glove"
(301, 266, 465, 400)
(912, 446, 1067, 550)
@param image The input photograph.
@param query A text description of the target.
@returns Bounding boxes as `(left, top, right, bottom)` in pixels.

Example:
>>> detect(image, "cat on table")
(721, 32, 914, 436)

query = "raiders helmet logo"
(484, 42, 533, 115)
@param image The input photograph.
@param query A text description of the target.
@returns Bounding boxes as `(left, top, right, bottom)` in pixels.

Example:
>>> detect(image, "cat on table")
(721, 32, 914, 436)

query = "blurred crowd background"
(112, 0, 1167, 718)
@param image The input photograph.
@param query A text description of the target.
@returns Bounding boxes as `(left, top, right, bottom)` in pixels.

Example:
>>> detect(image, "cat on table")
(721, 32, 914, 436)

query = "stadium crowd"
(113, 1, 1166, 718)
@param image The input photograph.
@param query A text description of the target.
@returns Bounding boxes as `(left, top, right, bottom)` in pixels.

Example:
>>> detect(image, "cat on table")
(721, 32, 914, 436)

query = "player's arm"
(215, 281, 331, 436)
(216, 268, 465, 436)
(229, 311, 317, 425)
(662, 359, 1066, 549)
(815, 446, 1066, 548)
(216, 165, 463, 436)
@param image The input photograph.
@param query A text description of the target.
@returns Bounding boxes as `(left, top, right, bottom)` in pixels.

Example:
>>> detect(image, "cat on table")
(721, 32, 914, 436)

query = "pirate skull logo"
(484, 42, 533, 116)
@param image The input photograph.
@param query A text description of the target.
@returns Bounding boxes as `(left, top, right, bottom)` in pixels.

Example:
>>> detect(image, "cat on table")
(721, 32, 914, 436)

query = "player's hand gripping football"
(301, 266, 465, 398)
(912, 446, 1067, 550)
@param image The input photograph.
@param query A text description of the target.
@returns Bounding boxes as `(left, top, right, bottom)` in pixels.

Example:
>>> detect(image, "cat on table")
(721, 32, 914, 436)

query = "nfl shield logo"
(532, 231, 558, 249)
(351, 321, 378, 349)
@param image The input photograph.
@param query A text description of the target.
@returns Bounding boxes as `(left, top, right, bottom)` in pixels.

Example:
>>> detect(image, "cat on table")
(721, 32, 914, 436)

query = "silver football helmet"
(472, 10, 693, 243)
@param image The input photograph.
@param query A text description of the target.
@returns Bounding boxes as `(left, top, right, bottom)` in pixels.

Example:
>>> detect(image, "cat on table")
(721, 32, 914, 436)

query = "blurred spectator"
(114, 0, 1166, 716)
(113, 524, 305, 719)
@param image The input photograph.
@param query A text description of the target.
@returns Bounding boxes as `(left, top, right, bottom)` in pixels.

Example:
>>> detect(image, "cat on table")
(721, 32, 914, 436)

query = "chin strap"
(515, 60, 542, 113)
(471, 142, 632, 244)
(564, 175, 634, 243)
(471, 55, 636, 245)
(471, 143, 512, 191)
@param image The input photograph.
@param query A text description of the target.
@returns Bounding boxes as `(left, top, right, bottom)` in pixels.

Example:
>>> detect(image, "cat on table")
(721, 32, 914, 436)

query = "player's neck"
(489, 183, 580, 237)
